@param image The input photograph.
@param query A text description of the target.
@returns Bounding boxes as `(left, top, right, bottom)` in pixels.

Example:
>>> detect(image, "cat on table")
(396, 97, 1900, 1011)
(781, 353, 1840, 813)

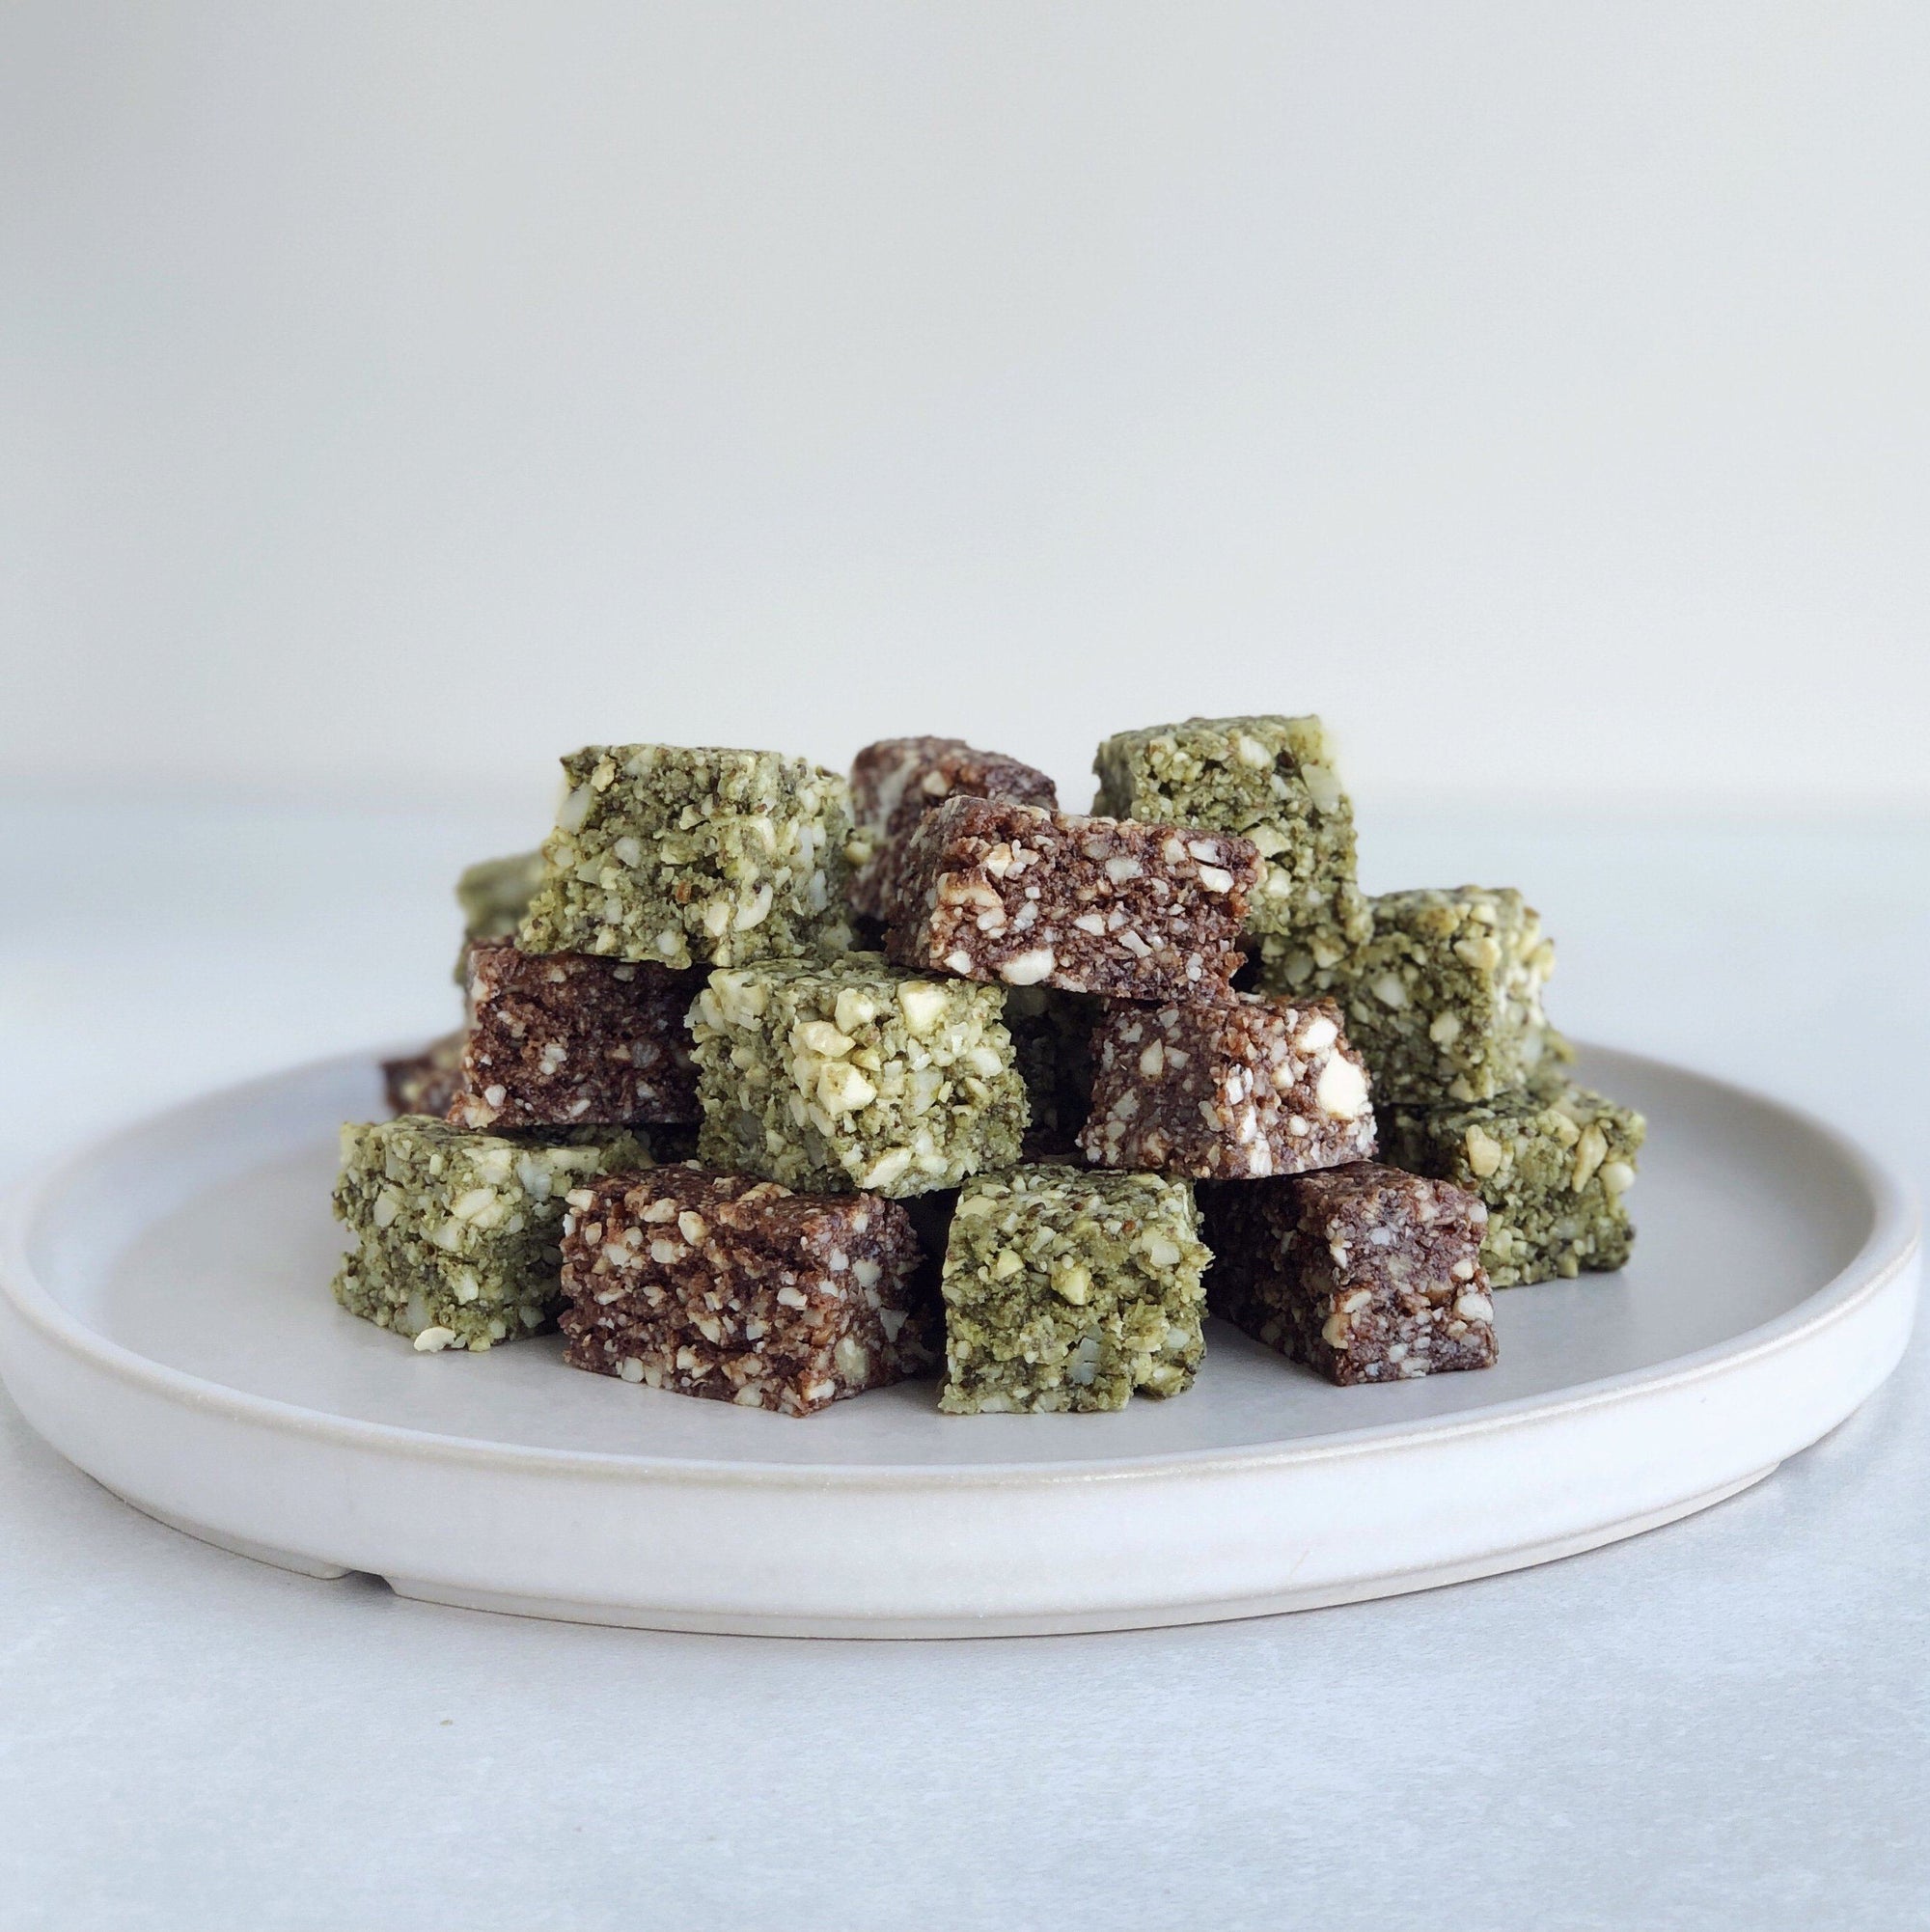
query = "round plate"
(0, 1046, 1916, 1638)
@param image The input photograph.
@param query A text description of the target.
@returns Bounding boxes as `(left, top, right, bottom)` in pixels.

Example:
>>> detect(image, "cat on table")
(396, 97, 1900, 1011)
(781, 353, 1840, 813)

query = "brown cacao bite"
(1203, 1162, 1497, 1385)
(448, 941, 702, 1131)
(1079, 993, 1376, 1179)
(557, 1167, 938, 1416)
(884, 797, 1258, 1002)
(1004, 984, 1101, 1158)
(383, 1032, 465, 1118)
(848, 736, 1059, 924)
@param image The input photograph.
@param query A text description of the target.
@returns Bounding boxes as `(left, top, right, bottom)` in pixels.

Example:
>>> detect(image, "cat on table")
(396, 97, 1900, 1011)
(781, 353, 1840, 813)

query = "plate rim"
(0, 1041, 1918, 1492)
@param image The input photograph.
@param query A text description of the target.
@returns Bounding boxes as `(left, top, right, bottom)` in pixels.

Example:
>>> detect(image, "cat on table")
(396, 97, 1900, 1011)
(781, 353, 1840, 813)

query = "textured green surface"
(457, 851, 544, 941)
(1092, 713, 1368, 983)
(689, 952, 1028, 1198)
(518, 745, 853, 971)
(1337, 886, 1562, 1104)
(453, 850, 543, 983)
(1380, 1077, 1644, 1285)
(937, 1165, 1208, 1414)
(331, 1116, 652, 1348)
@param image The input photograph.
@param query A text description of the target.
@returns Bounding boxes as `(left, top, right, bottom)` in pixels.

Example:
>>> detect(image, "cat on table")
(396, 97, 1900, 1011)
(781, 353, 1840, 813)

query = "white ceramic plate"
(0, 1045, 1916, 1638)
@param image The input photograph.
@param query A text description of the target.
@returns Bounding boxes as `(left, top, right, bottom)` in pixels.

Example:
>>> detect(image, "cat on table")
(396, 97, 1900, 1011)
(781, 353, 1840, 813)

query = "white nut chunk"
(1464, 1125, 1505, 1178)
(1314, 1053, 1369, 1120)
(999, 947, 1058, 986)
(896, 981, 950, 1035)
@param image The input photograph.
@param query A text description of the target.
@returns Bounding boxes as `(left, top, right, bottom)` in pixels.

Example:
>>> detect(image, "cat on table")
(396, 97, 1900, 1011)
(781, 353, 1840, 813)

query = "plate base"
(368, 1468, 1776, 1639)
(118, 1494, 352, 1581)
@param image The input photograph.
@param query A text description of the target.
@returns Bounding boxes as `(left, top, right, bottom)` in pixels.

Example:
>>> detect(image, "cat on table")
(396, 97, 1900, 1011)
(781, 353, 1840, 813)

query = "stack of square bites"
(1111, 722, 1647, 1299)
(1322, 888, 1641, 1289)
(333, 714, 1640, 1411)
(1085, 718, 1500, 1386)
(341, 745, 871, 1375)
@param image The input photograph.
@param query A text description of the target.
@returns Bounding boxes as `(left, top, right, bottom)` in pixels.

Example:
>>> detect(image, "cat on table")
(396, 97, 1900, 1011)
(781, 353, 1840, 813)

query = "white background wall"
(4, 1, 1925, 817)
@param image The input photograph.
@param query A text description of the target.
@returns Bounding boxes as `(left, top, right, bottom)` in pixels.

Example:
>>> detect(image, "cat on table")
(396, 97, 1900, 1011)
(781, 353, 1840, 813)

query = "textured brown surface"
(558, 1167, 937, 1416)
(885, 797, 1258, 1002)
(382, 1033, 464, 1118)
(1002, 985, 1100, 1158)
(1080, 993, 1376, 1179)
(1204, 1161, 1496, 1385)
(449, 942, 702, 1130)
(848, 736, 1058, 923)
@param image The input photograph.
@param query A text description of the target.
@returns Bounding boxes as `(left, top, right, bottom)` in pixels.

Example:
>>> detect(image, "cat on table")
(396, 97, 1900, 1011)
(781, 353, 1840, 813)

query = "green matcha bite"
(937, 1165, 1209, 1414)
(1093, 713, 1369, 987)
(330, 1116, 654, 1351)
(453, 849, 544, 985)
(688, 952, 1028, 1198)
(518, 745, 854, 971)
(1336, 886, 1564, 1105)
(1379, 1076, 1644, 1284)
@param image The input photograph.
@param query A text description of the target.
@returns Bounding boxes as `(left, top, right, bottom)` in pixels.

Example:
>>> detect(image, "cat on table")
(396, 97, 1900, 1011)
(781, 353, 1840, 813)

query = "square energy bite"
(886, 797, 1258, 1002)
(1078, 993, 1377, 1179)
(848, 736, 1059, 923)
(1338, 887, 1560, 1104)
(1093, 715, 1370, 989)
(454, 849, 544, 984)
(1001, 983, 1100, 1157)
(383, 1031, 465, 1118)
(1379, 1077, 1644, 1285)
(1204, 1163, 1497, 1385)
(518, 745, 853, 971)
(688, 953, 1028, 1197)
(448, 941, 702, 1131)
(331, 1117, 651, 1352)
(938, 1166, 1210, 1414)
(458, 850, 545, 939)
(558, 1168, 936, 1416)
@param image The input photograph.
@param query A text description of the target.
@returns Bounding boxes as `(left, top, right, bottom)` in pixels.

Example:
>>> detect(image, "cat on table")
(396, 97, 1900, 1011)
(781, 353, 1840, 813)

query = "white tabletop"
(2, 796, 1924, 1931)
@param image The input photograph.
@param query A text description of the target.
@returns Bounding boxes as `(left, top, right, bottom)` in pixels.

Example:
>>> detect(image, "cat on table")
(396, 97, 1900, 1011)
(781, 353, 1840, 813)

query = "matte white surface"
(1, 803, 1926, 1923)
(4, 2, 1928, 810)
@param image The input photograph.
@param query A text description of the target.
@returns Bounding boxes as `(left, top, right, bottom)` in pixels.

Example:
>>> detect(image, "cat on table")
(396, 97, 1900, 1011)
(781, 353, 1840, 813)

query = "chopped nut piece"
(1079, 993, 1375, 1180)
(559, 1168, 937, 1417)
(887, 797, 1257, 1002)
(1203, 1162, 1497, 1385)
